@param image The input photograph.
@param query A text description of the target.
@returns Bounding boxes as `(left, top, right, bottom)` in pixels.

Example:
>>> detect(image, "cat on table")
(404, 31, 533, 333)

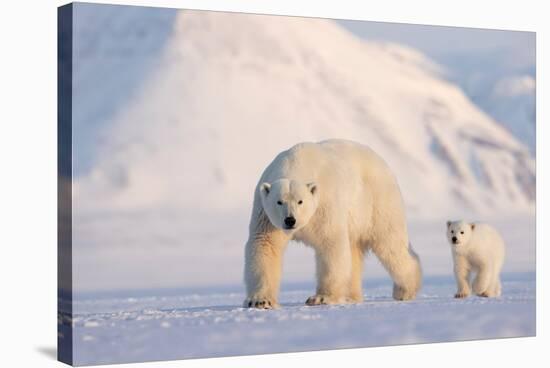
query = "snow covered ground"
(67, 272, 535, 366)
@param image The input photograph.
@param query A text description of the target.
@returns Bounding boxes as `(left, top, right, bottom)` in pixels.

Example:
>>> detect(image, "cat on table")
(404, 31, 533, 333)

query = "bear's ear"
(471, 223, 475, 231)
(259, 182, 271, 196)
(307, 182, 318, 195)
(446, 221, 451, 228)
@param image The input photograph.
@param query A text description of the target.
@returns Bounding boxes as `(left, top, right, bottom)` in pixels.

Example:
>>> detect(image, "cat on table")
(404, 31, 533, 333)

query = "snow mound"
(73, 9, 535, 219)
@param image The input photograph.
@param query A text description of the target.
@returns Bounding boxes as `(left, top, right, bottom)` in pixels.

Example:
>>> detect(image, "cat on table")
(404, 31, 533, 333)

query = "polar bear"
(243, 139, 422, 309)
(446, 220, 505, 298)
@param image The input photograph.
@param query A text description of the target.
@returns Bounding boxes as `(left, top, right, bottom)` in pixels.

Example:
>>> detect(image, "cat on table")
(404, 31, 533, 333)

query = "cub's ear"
(446, 221, 451, 228)
(471, 223, 475, 231)
(260, 182, 271, 196)
(307, 182, 318, 195)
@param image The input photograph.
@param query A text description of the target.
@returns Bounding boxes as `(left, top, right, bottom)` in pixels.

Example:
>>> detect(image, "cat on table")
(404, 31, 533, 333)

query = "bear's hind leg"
(473, 264, 494, 297)
(484, 274, 502, 298)
(486, 279, 501, 297)
(490, 260, 504, 297)
(493, 278, 502, 297)
(349, 244, 364, 303)
(373, 237, 422, 301)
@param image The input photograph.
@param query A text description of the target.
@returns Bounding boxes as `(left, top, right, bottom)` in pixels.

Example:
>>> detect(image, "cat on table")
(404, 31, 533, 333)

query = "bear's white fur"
(243, 139, 422, 308)
(446, 220, 505, 298)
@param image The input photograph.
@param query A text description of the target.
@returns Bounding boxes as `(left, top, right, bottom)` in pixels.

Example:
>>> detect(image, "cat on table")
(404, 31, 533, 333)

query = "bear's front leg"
(453, 255, 471, 298)
(306, 234, 352, 306)
(244, 229, 289, 309)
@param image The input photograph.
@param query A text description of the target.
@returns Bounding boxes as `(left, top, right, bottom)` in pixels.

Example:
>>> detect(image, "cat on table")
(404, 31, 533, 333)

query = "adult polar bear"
(244, 139, 422, 308)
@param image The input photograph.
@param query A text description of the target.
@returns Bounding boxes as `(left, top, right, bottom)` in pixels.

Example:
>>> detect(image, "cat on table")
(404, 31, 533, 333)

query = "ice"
(70, 273, 535, 366)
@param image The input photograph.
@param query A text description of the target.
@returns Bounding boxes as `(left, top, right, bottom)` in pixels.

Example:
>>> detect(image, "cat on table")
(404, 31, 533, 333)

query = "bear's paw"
(243, 296, 278, 309)
(305, 294, 346, 306)
(454, 291, 471, 299)
(392, 284, 418, 301)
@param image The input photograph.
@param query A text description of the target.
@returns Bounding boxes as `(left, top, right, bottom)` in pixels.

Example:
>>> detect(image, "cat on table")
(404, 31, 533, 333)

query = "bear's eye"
(277, 200, 283, 205)
(451, 230, 454, 234)
(460, 231, 464, 234)
(298, 200, 303, 205)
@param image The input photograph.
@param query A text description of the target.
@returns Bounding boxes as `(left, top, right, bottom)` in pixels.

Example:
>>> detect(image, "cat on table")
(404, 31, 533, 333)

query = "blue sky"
(339, 19, 535, 68)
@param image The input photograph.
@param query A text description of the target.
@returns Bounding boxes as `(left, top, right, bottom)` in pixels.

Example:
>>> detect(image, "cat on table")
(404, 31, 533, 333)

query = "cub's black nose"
(284, 216, 296, 228)
(452, 236, 457, 243)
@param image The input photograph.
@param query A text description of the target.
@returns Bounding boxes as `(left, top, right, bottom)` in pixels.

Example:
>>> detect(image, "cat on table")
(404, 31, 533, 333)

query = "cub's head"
(259, 178, 319, 233)
(446, 220, 475, 247)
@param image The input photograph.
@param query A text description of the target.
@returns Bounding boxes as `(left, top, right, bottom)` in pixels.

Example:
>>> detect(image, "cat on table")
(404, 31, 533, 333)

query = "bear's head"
(259, 178, 319, 232)
(446, 220, 475, 247)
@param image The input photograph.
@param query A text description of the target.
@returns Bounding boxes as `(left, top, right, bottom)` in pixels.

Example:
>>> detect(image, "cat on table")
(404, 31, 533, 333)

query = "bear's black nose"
(452, 236, 457, 243)
(284, 216, 296, 228)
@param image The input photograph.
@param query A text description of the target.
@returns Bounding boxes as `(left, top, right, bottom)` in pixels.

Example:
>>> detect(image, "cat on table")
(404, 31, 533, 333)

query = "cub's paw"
(454, 292, 470, 299)
(305, 294, 345, 306)
(243, 296, 277, 309)
(477, 292, 490, 298)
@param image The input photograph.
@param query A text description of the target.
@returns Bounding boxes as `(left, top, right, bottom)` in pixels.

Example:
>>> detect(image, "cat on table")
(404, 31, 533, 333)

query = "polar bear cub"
(446, 220, 505, 298)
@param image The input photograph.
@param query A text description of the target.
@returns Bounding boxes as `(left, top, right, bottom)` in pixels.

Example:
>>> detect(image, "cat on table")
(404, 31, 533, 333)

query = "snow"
(67, 273, 535, 366)
(337, 20, 536, 153)
(71, 215, 535, 291)
(72, 5, 176, 175)
(72, 6, 535, 219)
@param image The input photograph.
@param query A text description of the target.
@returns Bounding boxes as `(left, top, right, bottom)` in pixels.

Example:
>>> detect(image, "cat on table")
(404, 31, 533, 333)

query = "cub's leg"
(493, 278, 502, 297)
(306, 231, 352, 306)
(473, 263, 494, 297)
(244, 210, 290, 309)
(485, 277, 502, 297)
(484, 267, 502, 297)
(489, 258, 504, 297)
(453, 255, 472, 298)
